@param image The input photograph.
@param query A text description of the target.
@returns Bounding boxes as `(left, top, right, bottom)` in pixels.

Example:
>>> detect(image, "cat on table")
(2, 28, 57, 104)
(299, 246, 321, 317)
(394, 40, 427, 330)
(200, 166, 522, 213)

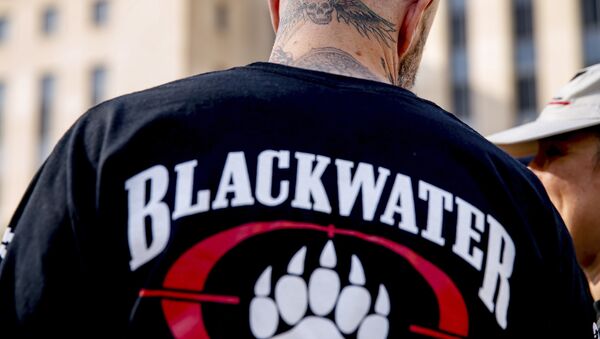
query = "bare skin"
(528, 131, 600, 299)
(267, 0, 439, 88)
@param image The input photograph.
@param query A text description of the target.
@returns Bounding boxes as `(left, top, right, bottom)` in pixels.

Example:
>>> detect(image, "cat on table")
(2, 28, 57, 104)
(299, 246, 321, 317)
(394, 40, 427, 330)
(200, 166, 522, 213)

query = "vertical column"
(0, 1, 9, 227)
(112, 0, 186, 93)
(245, 0, 275, 63)
(414, 0, 452, 112)
(0, 1, 39, 227)
(467, 0, 516, 135)
(533, 0, 583, 107)
(189, 0, 240, 73)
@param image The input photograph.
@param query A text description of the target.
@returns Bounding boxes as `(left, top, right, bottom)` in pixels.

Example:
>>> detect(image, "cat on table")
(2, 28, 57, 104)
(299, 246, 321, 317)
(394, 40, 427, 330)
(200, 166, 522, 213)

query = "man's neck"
(270, 43, 397, 85)
(269, 0, 400, 85)
(270, 45, 383, 82)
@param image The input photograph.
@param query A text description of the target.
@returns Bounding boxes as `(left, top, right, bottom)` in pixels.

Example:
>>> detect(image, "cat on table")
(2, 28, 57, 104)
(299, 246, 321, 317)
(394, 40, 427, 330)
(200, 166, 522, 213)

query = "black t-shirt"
(0, 62, 595, 338)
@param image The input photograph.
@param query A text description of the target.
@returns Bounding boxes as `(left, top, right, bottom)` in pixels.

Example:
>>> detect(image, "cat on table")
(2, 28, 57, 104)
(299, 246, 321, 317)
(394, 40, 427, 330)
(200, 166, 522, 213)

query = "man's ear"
(268, 0, 281, 33)
(397, 0, 433, 57)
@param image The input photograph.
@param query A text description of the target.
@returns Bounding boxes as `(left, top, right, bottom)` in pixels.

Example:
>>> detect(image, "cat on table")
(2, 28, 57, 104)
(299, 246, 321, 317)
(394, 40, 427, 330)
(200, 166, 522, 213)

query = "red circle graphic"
(139, 221, 469, 339)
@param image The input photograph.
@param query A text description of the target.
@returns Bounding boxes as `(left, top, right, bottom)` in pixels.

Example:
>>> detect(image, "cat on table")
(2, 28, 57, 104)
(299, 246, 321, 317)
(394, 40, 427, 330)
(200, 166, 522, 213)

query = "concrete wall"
(415, 0, 587, 137)
(533, 0, 584, 106)
(467, 0, 517, 135)
(189, 0, 274, 74)
(0, 0, 273, 229)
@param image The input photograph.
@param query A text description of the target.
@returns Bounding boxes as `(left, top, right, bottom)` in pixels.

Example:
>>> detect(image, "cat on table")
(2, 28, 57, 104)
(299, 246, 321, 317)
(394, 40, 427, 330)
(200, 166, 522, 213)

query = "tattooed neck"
(272, 47, 382, 82)
(270, 0, 399, 84)
(277, 0, 396, 47)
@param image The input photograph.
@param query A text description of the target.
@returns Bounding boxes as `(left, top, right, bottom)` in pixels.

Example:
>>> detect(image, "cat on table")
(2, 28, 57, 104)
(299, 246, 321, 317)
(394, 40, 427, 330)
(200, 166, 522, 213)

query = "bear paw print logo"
(249, 241, 390, 339)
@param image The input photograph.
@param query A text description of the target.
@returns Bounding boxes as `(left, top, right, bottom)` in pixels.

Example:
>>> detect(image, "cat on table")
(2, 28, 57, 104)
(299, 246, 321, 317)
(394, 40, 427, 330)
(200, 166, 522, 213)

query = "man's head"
(267, 0, 439, 89)
(487, 64, 600, 271)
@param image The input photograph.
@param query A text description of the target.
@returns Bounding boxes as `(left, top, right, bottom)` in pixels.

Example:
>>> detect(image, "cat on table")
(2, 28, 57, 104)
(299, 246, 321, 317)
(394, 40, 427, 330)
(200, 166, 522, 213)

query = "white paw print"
(249, 241, 390, 339)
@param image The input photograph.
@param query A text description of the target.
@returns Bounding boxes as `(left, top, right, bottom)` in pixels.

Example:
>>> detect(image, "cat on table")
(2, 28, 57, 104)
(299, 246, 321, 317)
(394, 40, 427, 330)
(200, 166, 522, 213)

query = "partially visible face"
(528, 131, 600, 269)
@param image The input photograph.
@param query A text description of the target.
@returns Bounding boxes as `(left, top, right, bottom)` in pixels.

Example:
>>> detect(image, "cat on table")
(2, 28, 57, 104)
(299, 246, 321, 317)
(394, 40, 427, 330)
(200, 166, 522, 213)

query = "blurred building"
(414, 0, 600, 136)
(0, 0, 599, 228)
(0, 0, 274, 225)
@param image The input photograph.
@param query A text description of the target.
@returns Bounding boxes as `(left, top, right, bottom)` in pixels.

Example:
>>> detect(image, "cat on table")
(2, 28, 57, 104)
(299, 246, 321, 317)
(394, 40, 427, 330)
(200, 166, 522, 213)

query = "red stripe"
(410, 325, 465, 339)
(548, 101, 570, 106)
(140, 289, 240, 305)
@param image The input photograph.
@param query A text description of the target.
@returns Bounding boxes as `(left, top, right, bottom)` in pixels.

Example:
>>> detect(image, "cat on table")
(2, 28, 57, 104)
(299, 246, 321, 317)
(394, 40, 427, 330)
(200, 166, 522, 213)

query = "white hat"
(487, 63, 600, 157)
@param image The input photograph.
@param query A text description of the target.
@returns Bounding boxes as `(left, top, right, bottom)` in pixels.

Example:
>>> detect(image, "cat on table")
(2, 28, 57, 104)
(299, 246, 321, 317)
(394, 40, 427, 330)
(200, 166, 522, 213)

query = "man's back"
(0, 63, 594, 338)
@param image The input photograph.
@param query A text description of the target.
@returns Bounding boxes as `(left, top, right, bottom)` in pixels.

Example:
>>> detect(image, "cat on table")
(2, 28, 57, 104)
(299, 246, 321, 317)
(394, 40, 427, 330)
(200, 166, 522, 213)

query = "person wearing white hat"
(488, 64, 600, 303)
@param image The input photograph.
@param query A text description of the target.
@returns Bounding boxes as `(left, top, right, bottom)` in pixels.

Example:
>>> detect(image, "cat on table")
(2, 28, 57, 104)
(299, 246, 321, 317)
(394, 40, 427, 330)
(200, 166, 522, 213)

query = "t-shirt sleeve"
(0, 127, 94, 335)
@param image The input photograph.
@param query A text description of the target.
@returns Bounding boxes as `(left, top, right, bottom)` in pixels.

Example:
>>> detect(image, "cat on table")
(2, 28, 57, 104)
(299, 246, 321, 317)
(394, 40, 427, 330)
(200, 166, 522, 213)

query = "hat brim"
(487, 118, 600, 157)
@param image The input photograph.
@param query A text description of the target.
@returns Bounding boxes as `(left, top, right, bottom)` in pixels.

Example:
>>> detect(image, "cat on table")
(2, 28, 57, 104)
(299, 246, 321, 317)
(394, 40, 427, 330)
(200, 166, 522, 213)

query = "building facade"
(414, 0, 600, 136)
(0, 0, 273, 225)
(0, 0, 599, 229)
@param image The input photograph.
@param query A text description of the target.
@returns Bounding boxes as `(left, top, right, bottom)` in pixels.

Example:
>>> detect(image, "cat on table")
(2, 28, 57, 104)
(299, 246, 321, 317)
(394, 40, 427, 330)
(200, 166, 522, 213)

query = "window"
(39, 74, 55, 161)
(93, 0, 109, 27)
(452, 83, 471, 122)
(514, 0, 534, 40)
(516, 75, 537, 123)
(583, 0, 600, 26)
(0, 82, 4, 206)
(0, 82, 4, 111)
(0, 16, 8, 43)
(450, 0, 467, 49)
(513, 0, 538, 124)
(91, 66, 107, 106)
(0, 82, 5, 142)
(582, 0, 600, 66)
(215, 3, 229, 33)
(450, 0, 471, 121)
(42, 6, 59, 35)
